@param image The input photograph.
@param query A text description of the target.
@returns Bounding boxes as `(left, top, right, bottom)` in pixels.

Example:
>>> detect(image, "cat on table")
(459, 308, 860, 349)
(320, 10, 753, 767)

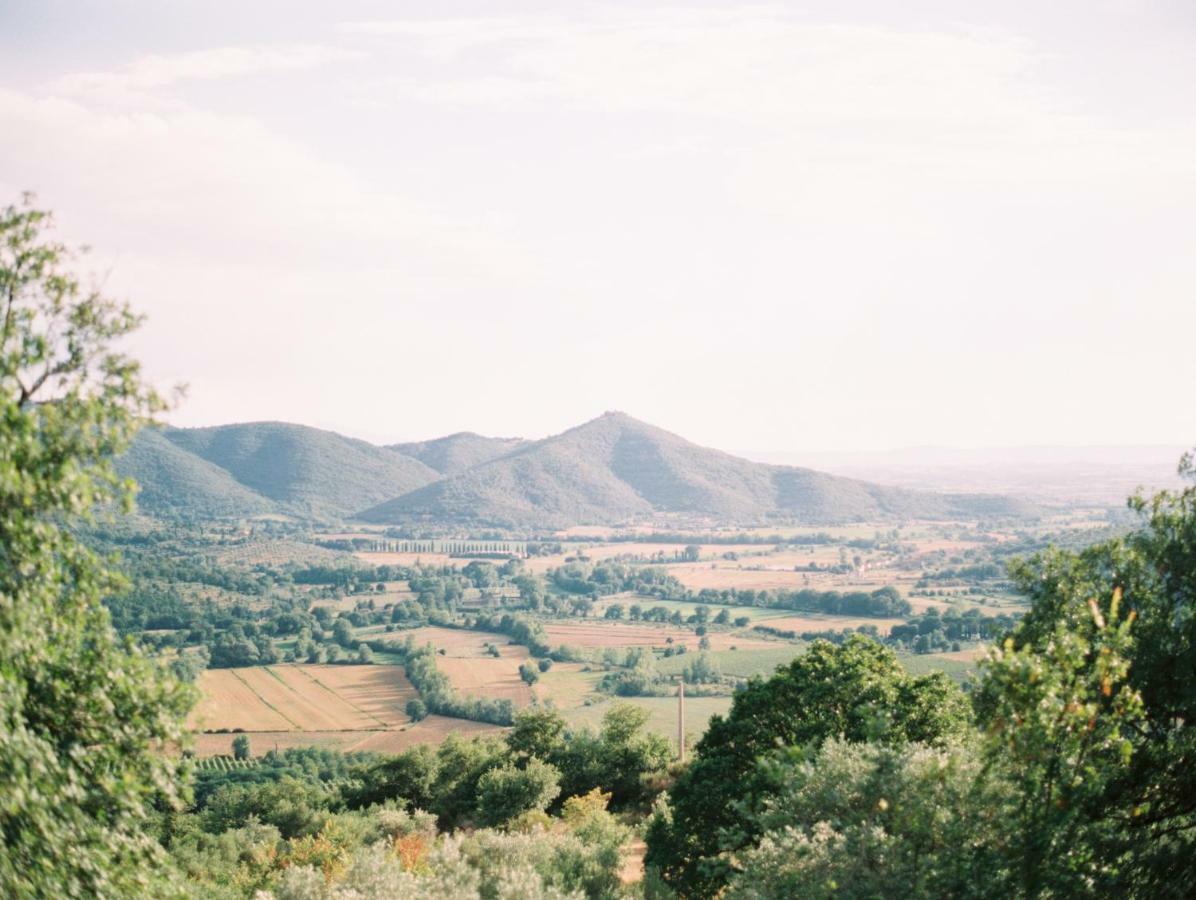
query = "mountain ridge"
(158, 421, 440, 518)
(120, 412, 1040, 525)
(360, 411, 1040, 526)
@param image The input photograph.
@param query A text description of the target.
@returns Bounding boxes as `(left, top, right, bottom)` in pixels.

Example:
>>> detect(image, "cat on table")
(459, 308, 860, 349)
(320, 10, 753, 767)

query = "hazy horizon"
(2, 0, 1193, 453)
(147, 409, 1191, 466)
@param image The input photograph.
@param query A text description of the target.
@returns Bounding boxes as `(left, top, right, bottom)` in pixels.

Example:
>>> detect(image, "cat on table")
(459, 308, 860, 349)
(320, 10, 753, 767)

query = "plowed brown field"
(191, 664, 418, 733)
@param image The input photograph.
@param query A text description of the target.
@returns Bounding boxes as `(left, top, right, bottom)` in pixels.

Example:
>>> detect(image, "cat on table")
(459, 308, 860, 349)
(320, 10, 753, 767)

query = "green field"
(897, 652, 980, 683)
(563, 695, 733, 746)
(654, 644, 805, 678)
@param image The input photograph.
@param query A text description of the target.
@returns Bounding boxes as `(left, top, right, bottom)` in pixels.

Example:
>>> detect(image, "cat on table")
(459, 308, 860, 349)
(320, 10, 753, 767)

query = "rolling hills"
(120, 413, 1039, 526)
(122, 422, 440, 519)
(116, 428, 279, 519)
(359, 412, 1038, 527)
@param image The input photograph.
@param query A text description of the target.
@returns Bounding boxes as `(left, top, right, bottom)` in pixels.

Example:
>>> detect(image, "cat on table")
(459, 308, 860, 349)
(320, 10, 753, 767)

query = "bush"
(475, 759, 562, 827)
(405, 698, 428, 722)
(232, 735, 251, 761)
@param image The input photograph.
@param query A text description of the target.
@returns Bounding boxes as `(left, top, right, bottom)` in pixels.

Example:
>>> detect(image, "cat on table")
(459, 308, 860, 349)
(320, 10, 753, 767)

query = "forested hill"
(120, 412, 1038, 526)
(120, 422, 440, 519)
(359, 411, 1039, 527)
(389, 432, 529, 475)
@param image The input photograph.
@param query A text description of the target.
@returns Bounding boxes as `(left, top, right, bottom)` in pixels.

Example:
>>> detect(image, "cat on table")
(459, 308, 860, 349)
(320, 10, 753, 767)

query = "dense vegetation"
(0, 197, 193, 896)
(641, 458, 1196, 898)
(163, 704, 667, 898)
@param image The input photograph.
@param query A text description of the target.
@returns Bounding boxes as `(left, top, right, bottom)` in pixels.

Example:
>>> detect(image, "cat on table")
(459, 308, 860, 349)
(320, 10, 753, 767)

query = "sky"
(1, 0, 1194, 454)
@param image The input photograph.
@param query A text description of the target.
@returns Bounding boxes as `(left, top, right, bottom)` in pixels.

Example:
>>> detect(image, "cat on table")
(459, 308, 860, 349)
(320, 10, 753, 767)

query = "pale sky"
(2, 1, 1194, 453)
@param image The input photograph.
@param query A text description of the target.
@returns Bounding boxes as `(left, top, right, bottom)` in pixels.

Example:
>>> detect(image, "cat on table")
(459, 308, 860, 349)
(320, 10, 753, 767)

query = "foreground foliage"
(645, 455, 1196, 898)
(0, 197, 193, 896)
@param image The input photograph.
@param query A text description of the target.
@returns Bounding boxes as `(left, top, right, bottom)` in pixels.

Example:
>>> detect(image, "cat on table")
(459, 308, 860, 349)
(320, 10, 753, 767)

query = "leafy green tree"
(428, 734, 511, 828)
(554, 704, 671, 809)
(232, 734, 251, 761)
(976, 587, 1142, 895)
(475, 758, 562, 827)
(508, 707, 567, 761)
(0, 196, 193, 896)
(972, 463, 1196, 895)
(405, 698, 428, 722)
(723, 739, 1002, 899)
(645, 636, 971, 896)
(347, 743, 438, 811)
(332, 617, 356, 648)
(519, 661, 540, 685)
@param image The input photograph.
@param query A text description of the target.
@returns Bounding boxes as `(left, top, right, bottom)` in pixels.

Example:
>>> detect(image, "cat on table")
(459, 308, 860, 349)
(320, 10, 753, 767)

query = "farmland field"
(755, 613, 909, 636)
(191, 663, 418, 733)
(532, 663, 603, 709)
(398, 626, 529, 658)
(655, 645, 806, 679)
(543, 621, 775, 651)
(438, 656, 533, 705)
(564, 695, 733, 745)
(897, 653, 980, 683)
(192, 715, 506, 757)
(183, 516, 1039, 759)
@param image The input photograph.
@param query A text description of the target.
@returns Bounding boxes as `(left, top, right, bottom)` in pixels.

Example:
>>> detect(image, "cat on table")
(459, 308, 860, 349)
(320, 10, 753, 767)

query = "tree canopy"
(0, 196, 193, 896)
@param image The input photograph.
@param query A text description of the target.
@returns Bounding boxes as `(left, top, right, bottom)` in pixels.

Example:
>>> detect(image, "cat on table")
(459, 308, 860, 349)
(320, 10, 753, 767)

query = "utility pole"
(677, 678, 686, 761)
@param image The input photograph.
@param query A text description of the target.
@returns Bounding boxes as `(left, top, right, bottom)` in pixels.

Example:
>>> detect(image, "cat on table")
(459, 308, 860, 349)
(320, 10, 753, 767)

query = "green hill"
(390, 432, 527, 475)
(359, 412, 1038, 527)
(161, 422, 439, 518)
(117, 429, 277, 519)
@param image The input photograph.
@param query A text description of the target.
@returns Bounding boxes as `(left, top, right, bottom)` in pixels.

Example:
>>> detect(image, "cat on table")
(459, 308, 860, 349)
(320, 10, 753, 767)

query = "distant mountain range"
(118, 412, 1040, 527)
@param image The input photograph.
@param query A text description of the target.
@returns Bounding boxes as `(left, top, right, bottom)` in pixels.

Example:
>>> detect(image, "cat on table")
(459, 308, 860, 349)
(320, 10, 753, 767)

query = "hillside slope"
(390, 432, 527, 475)
(162, 422, 440, 518)
(359, 412, 1037, 527)
(117, 429, 278, 519)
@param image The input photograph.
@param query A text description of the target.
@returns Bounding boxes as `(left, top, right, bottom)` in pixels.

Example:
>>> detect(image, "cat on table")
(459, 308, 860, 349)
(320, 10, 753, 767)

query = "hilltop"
(361, 412, 1039, 527)
(125, 422, 440, 519)
(390, 432, 528, 475)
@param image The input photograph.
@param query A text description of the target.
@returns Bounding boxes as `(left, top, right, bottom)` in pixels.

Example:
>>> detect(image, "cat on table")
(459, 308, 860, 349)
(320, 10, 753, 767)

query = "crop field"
(192, 715, 507, 757)
(897, 653, 980, 683)
(398, 626, 529, 658)
(191, 664, 418, 733)
(542, 621, 775, 651)
(532, 664, 603, 709)
(438, 656, 533, 706)
(665, 563, 826, 591)
(564, 696, 733, 745)
(933, 646, 991, 662)
(755, 613, 909, 636)
(655, 645, 806, 679)
(183, 520, 1032, 758)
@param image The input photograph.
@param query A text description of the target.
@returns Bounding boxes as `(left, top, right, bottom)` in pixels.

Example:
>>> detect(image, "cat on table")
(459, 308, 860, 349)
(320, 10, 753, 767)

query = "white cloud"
(48, 44, 363, 107)
(341, 9, 1196, 168)
(0, 85, 514, 273)
(3, 7, 1193, 448)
